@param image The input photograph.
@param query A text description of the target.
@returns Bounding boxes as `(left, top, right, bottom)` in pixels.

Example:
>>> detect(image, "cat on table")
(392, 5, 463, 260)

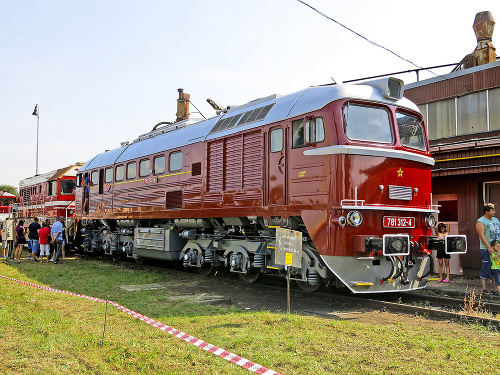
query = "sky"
(1, 0, 499, 189)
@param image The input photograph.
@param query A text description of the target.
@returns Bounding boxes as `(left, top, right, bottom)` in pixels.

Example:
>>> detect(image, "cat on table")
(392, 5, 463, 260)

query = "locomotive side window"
(115, 165, 124, 182)
(91, 171, 99, 186)
(60, 179, 76, 195)
(292, 119, 305, 148)
(76, 174, 82, 187)
(343, 104, 392, 143)
(270, 128, 283, 152)
(154, 155, 166, 175)
(139, 159, 151, 177)
(169, 151, 182, 172)
(48, 181, 57, 196)
(127, 162, 136, 179)
(105, 168, 113, 183)
(305, 117, 325, 144)
(293, 117, 324, 148)
(396, 112, 427, 151)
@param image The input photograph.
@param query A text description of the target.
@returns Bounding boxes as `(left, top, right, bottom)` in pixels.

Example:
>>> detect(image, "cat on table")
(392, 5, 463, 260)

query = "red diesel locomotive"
(75, 78, 466, 293)
(17, 164, 82, 235)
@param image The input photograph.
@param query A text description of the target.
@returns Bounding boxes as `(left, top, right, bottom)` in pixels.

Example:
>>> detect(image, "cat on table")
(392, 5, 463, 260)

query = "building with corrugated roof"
(404, 11, 498, 269)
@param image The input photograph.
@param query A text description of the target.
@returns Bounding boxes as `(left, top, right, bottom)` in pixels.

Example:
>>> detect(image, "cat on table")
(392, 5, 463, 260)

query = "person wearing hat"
(434, 222, 451, 283)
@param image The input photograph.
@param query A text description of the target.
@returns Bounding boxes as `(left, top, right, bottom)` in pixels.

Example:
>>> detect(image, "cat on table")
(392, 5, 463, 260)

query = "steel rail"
(94, 256, 500, 329)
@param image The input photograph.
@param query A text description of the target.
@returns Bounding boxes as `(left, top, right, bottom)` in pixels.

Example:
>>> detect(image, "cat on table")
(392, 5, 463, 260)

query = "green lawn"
(0, 258, 498, 375)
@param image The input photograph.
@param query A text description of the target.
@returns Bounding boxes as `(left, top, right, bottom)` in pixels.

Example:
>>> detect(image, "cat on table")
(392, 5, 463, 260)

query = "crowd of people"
(1, 216, 68, 264)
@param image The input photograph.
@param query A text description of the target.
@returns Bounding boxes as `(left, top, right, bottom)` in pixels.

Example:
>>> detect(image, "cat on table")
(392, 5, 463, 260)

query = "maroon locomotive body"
(76, 79, 466, 293)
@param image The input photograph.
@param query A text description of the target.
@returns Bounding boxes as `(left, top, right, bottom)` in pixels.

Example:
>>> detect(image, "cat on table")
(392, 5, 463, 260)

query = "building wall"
(432, 172, 500, 269)
(405, 61, 500, 270)
(405, 62, 500, 104)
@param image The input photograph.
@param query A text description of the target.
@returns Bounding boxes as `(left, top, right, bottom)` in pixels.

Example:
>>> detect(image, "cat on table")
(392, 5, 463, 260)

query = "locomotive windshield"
(396, 112, 427, 151)
(60, 179, 76, 195)
(343, 104, 393, 143)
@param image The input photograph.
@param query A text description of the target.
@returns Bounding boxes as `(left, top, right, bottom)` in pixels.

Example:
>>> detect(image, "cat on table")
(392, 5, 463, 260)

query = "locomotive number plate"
(144, 176, 157, 184)
(383, 216, 415, 228)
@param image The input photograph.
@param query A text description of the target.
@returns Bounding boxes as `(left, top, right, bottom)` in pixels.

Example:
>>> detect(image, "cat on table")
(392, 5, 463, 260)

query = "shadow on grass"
(1, 256, 243, 319)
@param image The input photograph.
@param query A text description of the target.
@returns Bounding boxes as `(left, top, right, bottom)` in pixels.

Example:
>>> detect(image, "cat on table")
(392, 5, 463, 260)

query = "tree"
(0, 184, 18, 196)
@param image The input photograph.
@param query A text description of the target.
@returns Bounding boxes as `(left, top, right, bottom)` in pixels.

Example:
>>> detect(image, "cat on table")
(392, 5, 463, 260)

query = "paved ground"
(424, 271, 499, 299)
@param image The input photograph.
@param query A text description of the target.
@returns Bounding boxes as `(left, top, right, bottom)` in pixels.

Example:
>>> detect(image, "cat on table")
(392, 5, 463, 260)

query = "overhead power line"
(296, 0, 472, 89)
(296, 0, 424, 69)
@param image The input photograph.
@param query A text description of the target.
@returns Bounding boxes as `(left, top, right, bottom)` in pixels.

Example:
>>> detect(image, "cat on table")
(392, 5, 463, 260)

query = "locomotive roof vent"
(209, 102, 276, 135)
(359, 77, 404, 101)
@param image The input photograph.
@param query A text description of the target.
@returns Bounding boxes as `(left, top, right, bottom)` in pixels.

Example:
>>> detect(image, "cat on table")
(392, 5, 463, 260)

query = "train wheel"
(197, 264, 217, 276)
(239, 268, 261, 283)
(296, 279, 323, 292)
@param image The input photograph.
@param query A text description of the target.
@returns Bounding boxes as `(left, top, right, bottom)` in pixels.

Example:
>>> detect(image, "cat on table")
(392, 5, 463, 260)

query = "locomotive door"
(268, 126, 287, 205)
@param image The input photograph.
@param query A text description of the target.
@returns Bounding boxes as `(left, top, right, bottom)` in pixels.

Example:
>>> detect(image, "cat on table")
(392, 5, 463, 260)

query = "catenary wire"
(296, 0, 472, 90)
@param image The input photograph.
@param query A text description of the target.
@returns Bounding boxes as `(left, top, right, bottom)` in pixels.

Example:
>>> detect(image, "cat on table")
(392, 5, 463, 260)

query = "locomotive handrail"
(340, 203, 439, 213)
(340, 199, 365, 206)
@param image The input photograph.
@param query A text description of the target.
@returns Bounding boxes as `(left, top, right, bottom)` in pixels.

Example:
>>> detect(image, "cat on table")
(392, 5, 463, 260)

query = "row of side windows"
(22, 180, 75, 197)
(89, 151, 183, 185)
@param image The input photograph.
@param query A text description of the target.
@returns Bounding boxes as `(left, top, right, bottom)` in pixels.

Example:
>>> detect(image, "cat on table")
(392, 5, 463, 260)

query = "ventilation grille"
(388, 185, 413, 201)
(209, 103, 275, 135)
(207, 131, 262, 192)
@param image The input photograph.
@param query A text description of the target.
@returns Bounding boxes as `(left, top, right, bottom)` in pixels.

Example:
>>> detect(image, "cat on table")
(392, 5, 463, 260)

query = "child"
(38, 222, 51, 263)
(434, 222, 451, 283)
(490, 239, 500, 297)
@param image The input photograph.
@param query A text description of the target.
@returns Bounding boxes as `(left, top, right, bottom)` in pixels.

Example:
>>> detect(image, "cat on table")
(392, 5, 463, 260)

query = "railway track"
(91, 255, 500, 329)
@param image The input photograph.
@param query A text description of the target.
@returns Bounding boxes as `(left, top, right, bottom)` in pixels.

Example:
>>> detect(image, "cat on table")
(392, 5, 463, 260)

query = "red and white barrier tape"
(0, 274, 283, 375)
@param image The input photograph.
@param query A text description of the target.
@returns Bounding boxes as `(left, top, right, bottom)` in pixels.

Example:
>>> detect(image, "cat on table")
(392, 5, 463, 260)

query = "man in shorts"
(28, 217, 41, 262)
(83, 176, 90, 214)
(476, 203, 500, 294)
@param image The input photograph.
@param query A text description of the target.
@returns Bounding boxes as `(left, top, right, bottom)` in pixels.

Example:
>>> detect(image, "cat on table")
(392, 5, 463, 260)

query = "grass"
(1, 256, 500, 374)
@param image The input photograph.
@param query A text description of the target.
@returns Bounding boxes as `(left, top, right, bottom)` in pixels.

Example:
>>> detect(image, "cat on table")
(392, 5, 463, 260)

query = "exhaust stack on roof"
(175, 88, 190, 122)
(463, 11, 496, 68)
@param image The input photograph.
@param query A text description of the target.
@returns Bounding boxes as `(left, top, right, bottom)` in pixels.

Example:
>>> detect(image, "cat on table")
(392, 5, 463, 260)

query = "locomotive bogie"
(78, 213, 332, 290)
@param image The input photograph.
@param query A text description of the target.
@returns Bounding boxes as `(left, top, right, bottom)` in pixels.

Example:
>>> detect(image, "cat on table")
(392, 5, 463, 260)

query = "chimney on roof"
(175, 88, 190, 122)
(463, 11, 496, 68)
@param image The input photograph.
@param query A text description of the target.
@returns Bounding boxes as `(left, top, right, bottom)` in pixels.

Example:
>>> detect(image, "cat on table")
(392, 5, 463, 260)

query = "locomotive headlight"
(391, 239, 403, 252)
(455, 239, 466, 251)
(382, 234, 410, 256)
(425, 214, 437, 228)
(347, 211, 363, 227)
(445, 235, 467, 254)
